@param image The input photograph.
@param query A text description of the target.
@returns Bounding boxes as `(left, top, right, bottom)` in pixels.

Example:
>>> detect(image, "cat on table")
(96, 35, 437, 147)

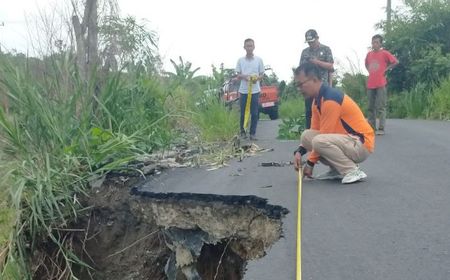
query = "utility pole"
(386, 0, 392, 32)
(0, 22, 4, 53)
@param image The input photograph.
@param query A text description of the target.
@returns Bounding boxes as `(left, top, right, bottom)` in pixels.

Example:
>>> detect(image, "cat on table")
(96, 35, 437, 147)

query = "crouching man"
(293, 63, 375, 184)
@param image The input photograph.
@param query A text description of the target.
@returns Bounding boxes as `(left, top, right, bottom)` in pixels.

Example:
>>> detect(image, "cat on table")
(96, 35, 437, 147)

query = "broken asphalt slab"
(138, 119, 450, 280)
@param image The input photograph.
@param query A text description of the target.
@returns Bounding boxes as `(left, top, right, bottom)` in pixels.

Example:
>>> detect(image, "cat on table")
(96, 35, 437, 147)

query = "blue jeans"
(240, 93, 259, 136)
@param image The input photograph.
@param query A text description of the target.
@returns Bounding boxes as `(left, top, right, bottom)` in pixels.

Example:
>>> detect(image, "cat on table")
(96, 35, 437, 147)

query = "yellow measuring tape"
(243, 75, 258, 130)
(297, 169, 302, 280)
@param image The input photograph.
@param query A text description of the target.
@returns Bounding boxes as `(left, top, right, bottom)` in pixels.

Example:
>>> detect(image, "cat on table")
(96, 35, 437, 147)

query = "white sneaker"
(315, 168, 343, 180)
(342, 167, 367, 184)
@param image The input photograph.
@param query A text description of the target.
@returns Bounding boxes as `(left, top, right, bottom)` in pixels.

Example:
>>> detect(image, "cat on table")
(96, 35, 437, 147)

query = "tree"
(381, 0, 450, 91)
(166, 56, 200, 81)
(72, 0, 99, 80)
(211, 63, 235, 88)
(99, 16, 161, 74)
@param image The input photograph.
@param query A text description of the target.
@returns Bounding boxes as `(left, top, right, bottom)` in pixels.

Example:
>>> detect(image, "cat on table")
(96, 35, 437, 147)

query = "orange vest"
(308, 85, 375, 163)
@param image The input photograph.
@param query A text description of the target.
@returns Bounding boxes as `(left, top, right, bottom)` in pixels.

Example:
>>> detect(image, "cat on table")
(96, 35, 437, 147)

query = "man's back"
(311, 85, 375, 153)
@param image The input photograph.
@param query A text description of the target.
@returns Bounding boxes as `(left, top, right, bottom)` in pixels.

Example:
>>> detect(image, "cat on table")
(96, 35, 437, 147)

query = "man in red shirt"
(365, 34, 398, 135)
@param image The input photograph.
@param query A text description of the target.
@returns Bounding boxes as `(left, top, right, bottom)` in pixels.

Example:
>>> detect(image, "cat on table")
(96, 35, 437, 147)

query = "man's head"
(244, 38, 255, 56)
(294, 63, 323, 98)
(371, 34, 383, 51)
(305, 29, 320, 49)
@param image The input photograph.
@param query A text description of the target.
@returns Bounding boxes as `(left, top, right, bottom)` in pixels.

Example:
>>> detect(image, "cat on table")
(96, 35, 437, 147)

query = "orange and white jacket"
(308, 85, 375, 164)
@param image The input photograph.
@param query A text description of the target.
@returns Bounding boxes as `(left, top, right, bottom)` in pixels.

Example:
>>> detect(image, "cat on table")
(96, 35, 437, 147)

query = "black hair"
(294, 62, 321, 79)
(244, 38, 254, 44)
(372, 34, 383, 43)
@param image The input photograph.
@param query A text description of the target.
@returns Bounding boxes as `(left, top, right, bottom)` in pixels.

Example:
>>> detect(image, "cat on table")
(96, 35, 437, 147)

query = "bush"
(388, 83, 432, 119)
(341, 73, 368, 113)
(279, 96, 305, 120)
(429, 76, 450, 120)
(0, 53, 173, 279)
(404, 83, 431, 119)
(388, 93, 408, 119)
(277, 116, 305, 140)
(193, 97, 239, 142)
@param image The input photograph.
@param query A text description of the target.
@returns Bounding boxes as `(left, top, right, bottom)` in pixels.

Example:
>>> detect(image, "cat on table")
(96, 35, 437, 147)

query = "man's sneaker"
(376, 129, 385, 135)
(342, 167, 367, 184)
(240, 131, 248, 139)
(314, 168, 343, 180)
(249, 135, 258, 141)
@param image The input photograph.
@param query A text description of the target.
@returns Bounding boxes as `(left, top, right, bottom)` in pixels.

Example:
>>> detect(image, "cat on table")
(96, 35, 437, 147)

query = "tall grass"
(388, 78, 450, 120)
(193, 97, 239, 142)
(388, 93, 408, 118)
(340, 73, 368, 113)
(0, 53, 173, 279)
(404, 82, 430, 118)
(429, 76, 450, 120)
(279, 96, 305, 119)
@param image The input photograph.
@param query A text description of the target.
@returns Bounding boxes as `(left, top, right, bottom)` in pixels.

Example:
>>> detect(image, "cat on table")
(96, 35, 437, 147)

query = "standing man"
(293, 63, 375, 184)
(365, 34, 398, 135)
(236, 38, 265, 141)
(299, 29, 334, 129)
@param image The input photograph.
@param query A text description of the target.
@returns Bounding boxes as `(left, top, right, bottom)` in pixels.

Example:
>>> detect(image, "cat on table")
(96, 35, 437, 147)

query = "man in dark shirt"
(299, 29, 334, 129)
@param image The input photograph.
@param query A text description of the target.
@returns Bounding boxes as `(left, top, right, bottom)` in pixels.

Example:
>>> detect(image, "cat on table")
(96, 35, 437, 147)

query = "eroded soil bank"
(34, 175, 288, 280)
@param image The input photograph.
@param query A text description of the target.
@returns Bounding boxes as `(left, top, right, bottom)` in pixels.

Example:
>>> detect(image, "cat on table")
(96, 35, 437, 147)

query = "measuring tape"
(297, 169, 302, 280)
(243, 75, 258, 130)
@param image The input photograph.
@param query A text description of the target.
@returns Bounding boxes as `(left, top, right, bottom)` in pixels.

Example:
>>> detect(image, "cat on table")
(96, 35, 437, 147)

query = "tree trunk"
(72, 0, 98, 81)
(86, 0, 99, 77)
(386, 0, 392, 32)
(72, 15, 86, 79)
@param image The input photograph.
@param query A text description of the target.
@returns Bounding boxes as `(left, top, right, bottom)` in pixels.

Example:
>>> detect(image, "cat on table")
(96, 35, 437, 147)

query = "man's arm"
(237, 74, 249, 81)
(311, 46, 334, 71)
(299, 49, 308, 66)
(258, 58, 265, 81)
(310, 59, 334, 71)
(305, 101, 321, 164)
(235, 59, 248, 81)
(385, 51, 399, 72)
(307, 100, 341, 164)
(365, 53, 370, 71)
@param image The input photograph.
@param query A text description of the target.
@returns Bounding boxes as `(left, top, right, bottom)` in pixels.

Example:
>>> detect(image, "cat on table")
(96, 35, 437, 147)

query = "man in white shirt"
(236, 38, 265, 141)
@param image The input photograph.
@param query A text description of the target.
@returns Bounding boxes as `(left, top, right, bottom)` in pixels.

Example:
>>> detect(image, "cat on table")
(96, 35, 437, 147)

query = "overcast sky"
(0, 0, 404, 80)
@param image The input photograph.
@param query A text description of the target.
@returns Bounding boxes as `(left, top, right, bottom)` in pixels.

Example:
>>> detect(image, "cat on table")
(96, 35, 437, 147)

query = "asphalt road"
(142, 119, 450, 280)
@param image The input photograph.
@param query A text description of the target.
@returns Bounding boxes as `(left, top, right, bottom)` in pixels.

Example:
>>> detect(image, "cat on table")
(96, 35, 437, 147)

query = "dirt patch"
(130, 187, 288, 279)
(33, 174, 288, 280)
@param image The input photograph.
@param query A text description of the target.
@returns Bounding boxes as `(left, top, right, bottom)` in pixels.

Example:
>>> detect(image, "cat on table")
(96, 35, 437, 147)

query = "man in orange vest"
(293, 63, 375, 184)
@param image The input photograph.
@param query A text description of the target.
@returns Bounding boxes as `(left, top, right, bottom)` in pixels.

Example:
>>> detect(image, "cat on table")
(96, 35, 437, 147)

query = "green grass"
(0, 53, 174, 279)
(279, 97, 305, 119)
(193, 98, 239, 142)
(429, 76, 450, 120)
(278, 97, 306, 140)
(404, 82, 430, 118)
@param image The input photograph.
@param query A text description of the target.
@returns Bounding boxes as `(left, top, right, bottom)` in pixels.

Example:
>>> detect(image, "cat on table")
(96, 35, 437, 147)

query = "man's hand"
(294, 152, 302, 171)
(302, 163, 314, 178)
(309, 58, 320, 65)
(250, 75, 259, 84)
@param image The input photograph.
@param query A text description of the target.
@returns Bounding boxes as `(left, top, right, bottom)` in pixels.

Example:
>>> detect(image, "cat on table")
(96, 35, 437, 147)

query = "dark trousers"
(304, 97, 313, 129)
(240, 93, 260, 136)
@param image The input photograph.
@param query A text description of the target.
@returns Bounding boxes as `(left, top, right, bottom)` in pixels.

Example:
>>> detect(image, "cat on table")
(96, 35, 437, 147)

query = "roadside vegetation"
(1, 0, 449, 279)
(341, 0, 450, 120)
(0, 2, 238, 278)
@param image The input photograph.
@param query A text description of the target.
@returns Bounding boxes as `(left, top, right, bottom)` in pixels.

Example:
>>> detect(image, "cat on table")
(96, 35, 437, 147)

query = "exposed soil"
(33, 173, 288, 280)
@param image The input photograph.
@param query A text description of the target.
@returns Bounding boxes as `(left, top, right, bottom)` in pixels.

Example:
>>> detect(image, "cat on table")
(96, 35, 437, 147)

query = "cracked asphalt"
(142, 119, 450, 280)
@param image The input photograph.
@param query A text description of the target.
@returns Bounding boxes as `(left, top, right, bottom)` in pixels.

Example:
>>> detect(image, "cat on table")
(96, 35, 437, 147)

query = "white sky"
(0, 0, 404, 80)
